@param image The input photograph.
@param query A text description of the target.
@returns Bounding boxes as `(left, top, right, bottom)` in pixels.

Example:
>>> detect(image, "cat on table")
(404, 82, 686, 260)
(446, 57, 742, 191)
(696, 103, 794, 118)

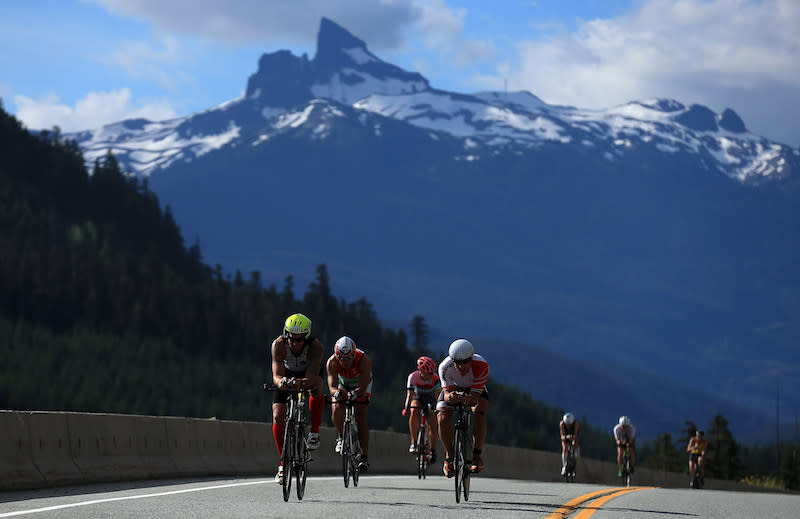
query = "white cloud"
(13, 89, 178, 132)
(413, 0, 495, 67)
(85, 0, 421, 49)
(485, 0, 800, 144)
(103, 34, 191, 90)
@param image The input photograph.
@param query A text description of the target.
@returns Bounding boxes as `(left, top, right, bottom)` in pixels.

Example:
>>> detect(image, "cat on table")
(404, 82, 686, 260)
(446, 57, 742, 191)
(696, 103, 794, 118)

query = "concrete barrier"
(0, 410, 764, 492)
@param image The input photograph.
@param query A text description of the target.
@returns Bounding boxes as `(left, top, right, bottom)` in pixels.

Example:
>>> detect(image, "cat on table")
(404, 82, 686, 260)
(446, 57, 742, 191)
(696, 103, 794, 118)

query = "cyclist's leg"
(354, 396, 370, 458)
(409, 398, 421, 449)
(436, 399, 455, 460)
(272, 399, 288, 457)
(470, 390, 488, 472)
(308, 365, 325, 435)
(629, 441, 636, 469)
(698, 454, 704, 478)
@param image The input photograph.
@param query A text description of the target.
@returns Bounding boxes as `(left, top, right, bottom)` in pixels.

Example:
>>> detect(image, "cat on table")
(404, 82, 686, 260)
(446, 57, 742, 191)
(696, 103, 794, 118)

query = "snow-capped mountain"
(65, 18, 800, 441)
(70, 17, 797, 184)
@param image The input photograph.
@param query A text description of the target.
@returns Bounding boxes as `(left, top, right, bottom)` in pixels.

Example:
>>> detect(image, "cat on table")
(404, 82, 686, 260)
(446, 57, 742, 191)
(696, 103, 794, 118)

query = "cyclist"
(437, 339, 489, 477)
(559, 412, 580, 476)
(403, 356, 441, 463)
(687, 429, 707, 485)
(613, 415, 637, 477)
(327, 336, 373, 472)
(270, 313, 325, 483)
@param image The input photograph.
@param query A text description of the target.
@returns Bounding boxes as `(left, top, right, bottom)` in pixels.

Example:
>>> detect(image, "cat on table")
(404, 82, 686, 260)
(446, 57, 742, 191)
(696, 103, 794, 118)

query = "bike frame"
(411, 403, 432, 479)
(452, 400, 473, 503)
(281, 388, 310, 501)
(620, 443, 632, 487)
(340, 392, 360, 488)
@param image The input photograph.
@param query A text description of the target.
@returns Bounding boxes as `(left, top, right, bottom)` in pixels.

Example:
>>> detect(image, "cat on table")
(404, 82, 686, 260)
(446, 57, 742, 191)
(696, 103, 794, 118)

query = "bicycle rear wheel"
(342, 422, 352, 488)
(351, 426, 360, 487)
(281, 422, 294, 501)
(296, 422, 308, 500)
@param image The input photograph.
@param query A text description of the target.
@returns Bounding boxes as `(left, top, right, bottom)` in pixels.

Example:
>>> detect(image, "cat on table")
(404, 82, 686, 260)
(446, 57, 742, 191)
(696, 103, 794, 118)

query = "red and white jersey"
(406, 370, 440, 397)
(438, 354, 489, 394)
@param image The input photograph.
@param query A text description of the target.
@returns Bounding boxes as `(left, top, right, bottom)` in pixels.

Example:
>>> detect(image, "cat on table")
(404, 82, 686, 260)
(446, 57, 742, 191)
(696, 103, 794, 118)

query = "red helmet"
(417, 356, 436, 375)
(334, 336, 357, 361)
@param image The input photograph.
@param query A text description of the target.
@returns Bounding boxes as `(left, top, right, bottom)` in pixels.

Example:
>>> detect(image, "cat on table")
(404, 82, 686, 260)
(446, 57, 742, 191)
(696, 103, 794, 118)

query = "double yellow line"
(545, 486, 656, 519)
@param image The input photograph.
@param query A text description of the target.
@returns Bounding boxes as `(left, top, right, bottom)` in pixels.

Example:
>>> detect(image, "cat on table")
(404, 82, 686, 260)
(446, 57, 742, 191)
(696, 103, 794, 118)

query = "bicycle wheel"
(351, 424, 360, 487)
(623, 453, 631, 487)
(295, 422, 308, 500)
(416, 425, 427, 479)
(453, 422, 463, 503)
(342, 421, 352, 488)
(461, 426, 471, 502)
(281, 421, 294, 501)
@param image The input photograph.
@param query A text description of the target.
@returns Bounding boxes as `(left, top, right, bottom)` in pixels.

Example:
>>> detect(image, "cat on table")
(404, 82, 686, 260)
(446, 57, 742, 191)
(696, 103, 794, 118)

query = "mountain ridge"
(60, 18, 800, 441)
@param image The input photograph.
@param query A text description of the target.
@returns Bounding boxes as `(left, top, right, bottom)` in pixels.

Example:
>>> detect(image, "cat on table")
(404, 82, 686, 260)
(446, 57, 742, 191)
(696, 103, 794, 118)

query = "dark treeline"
(0, 102, 614, 462)
(3, 102, 796, 486)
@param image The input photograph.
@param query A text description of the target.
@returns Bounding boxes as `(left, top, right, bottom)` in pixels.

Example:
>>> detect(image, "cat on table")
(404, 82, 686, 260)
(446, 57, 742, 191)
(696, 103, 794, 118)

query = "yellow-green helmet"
(284, 313, 311, 338)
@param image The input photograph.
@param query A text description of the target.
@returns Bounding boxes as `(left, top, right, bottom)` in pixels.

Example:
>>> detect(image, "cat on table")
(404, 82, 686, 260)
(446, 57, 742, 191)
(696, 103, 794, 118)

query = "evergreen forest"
(0, 101, 796, 488)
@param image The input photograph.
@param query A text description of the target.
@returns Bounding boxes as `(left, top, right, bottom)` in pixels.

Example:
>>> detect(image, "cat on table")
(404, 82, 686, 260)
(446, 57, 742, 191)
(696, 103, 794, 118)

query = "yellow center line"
(544, 487, 657, 519)
(573, 487, 655, 519)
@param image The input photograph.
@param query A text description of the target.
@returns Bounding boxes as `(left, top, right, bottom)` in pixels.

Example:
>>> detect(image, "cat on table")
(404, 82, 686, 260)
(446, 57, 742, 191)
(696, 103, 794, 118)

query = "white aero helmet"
(563, 412, 575, 425)
(334, 336, 357, 361)
(619, 415, 631, 426)
(448, 339, 474, 361)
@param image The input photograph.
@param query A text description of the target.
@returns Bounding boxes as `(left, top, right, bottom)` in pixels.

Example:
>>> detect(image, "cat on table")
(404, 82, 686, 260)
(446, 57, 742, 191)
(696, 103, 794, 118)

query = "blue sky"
(2, 0, 799, 146)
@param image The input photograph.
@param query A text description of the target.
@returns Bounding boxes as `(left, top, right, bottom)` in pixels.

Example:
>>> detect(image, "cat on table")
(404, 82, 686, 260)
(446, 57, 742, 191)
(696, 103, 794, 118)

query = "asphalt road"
(1, 475, 797, 519)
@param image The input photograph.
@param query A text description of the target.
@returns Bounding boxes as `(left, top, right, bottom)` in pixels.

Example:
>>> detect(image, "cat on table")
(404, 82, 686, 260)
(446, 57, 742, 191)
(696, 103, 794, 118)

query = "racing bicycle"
(265, 382, 311, 501)
(690, 453, 704, 489)
(339, 390, 361, 488)
(451, 391, 474, 503)
(563, 434, 577, 482)
(619, 442, 632, 487)
(409, 402, 434, 479)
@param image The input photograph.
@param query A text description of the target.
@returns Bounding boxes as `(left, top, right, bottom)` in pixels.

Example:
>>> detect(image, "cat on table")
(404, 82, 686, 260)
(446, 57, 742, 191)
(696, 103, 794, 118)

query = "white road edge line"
(0, 476, 402, 517)
(0, 480, 273, 517)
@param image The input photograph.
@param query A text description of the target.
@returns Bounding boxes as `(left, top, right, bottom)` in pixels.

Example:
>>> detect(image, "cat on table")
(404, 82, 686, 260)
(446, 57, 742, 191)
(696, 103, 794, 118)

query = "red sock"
(310, 395, 324, 433)
(273, 422, 285, 457)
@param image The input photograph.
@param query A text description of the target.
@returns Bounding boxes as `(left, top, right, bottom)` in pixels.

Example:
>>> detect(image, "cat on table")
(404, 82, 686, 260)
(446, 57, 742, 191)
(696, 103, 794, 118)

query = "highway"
(1, 475, 797, 519)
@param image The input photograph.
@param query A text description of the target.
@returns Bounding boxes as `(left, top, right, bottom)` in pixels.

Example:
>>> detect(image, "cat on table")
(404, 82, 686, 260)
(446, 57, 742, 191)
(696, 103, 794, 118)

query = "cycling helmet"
(696, 430, 704, 438)
(448, 339, 474, 360)
(563, 412, 575, 425)
(619, 416, 631, 426)
(334, 336, 357, 361)
(417, 356, 436, 375)
(284, 313, 311, 338)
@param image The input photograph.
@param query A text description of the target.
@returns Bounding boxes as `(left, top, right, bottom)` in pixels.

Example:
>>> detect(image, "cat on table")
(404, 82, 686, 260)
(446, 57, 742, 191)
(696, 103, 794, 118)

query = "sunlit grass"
(740, 475, 785, 490)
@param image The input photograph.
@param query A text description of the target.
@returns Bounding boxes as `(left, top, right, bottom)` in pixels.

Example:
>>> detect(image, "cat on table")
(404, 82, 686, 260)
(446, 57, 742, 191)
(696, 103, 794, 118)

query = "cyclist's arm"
(297, 338, 323, 390)
(271, 339, 288, 388)
(403, 388, 414, 411)
(325, 355, 340, 397)
(356, 354, 372, 397)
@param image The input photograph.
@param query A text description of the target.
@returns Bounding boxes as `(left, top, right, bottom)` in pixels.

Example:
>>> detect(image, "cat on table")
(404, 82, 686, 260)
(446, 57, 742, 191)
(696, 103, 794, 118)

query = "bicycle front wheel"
(281, 422, 295, 501)
(416, 425, 427, 479)
(454, 426, 463, 503)
(342, 422, 352, 488)
(461, 427, 471, 502)
(296, 423, 308, 500)
(351, 425, 360, 487)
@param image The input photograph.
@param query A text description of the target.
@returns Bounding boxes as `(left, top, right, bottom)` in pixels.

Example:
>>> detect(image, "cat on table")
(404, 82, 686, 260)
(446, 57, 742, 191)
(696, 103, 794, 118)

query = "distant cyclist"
(687, 429, 707, 485)
(270, 313, 325, 483)
(327, 336, 373, 472)
(559, 412, 580, 476)
(613, 415, 637, 477)
(437, 339, 489, 477)
(403, 356, 441, 463)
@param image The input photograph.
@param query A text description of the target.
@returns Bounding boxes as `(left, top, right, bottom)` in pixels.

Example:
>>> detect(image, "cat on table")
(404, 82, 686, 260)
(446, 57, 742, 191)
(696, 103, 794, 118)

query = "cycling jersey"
(333, 349, 373, 395)
(407, 370, 440, 398)
(282, 336, 315, 373)
(438, 354, 489, 393)
(613, 424, 637, 444)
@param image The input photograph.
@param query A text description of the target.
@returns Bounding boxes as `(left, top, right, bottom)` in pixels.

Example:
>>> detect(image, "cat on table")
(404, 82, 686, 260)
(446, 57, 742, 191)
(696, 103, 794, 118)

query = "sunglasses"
(454, 358, 472, 366)
(287, 335, 305, 343)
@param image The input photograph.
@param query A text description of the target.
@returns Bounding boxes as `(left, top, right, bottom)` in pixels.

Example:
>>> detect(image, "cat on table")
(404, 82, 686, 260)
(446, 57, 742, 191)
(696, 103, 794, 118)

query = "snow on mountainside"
(68, 17, 798, 183)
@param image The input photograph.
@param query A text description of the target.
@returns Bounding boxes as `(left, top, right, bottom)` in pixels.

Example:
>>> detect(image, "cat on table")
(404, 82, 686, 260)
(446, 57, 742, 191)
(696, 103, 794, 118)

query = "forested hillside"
(3, 102, 797, 487)
(0, 102, 614, 460)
